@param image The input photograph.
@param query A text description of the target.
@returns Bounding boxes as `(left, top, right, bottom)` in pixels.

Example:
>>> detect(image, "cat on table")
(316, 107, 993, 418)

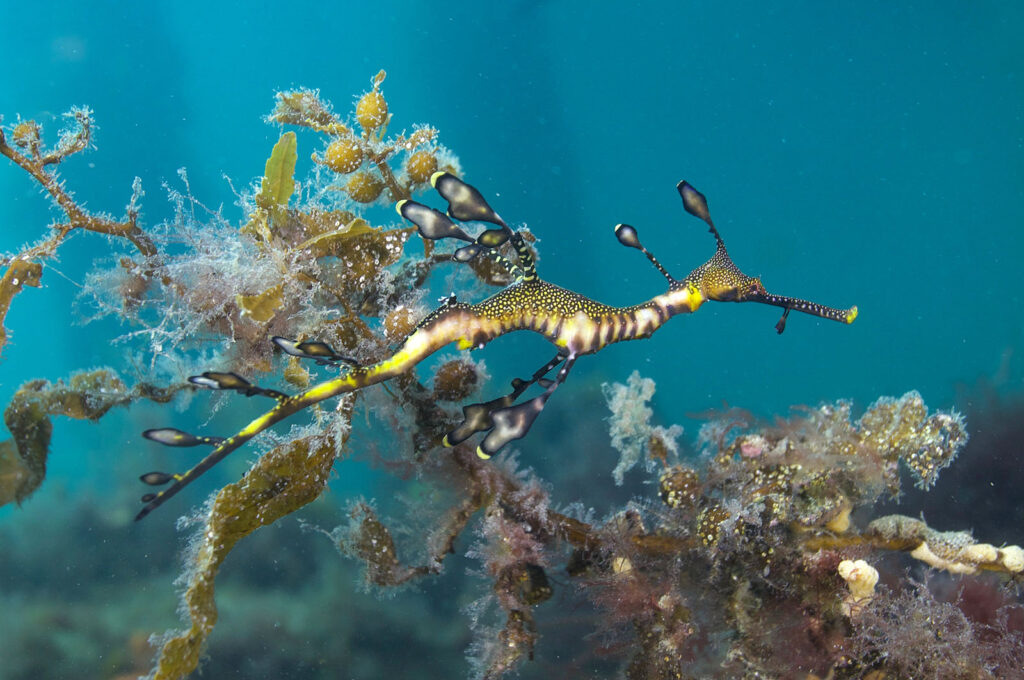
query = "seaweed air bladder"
(136, 172, 857, 520)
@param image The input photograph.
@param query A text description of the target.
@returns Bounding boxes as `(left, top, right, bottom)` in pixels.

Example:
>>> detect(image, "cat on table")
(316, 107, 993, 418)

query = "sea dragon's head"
(616, 181, 857, 334)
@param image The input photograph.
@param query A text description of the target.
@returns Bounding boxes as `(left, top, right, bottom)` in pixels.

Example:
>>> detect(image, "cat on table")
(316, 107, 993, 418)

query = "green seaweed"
(0, 370, 179, 506)
(152, 418, 348, 679)
(257, 131, 297, 210)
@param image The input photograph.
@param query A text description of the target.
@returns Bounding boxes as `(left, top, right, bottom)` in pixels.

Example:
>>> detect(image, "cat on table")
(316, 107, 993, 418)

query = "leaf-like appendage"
(236, 284, 285, 323)
(256, 131, 298, 210)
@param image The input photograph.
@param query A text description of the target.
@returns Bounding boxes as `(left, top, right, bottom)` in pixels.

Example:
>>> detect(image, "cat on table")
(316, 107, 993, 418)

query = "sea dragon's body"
(136, 174, 857, 520)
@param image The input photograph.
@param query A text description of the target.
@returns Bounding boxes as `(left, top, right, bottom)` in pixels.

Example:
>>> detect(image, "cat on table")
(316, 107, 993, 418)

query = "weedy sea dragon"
(135, 174, 857, 520)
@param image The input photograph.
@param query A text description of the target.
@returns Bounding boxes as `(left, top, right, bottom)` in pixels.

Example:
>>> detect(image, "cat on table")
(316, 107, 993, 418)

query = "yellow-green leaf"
(256, 132, 297, 210)
(236, 284, 284, 323)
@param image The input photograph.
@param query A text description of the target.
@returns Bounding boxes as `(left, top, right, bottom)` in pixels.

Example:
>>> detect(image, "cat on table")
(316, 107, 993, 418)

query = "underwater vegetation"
(1, 73, 1022, 679)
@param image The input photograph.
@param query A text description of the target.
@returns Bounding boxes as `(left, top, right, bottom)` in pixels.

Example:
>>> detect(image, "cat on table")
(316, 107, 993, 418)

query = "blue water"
(1, 2, 1022, 678)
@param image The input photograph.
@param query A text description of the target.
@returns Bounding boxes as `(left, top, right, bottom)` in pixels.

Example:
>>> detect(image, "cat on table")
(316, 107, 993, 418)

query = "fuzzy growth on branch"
(0, 108, 154, 353)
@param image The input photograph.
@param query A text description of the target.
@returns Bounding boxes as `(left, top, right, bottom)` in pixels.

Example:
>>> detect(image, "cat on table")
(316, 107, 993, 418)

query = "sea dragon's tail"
(135, 311, 467, 521)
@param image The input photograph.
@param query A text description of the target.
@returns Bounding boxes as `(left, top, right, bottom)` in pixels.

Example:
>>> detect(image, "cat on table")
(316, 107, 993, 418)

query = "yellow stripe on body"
(364, 315, 469, 385)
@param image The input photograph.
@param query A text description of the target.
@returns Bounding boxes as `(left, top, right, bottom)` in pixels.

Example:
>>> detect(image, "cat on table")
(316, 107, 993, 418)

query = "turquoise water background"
(1, 2, 1022, 678)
